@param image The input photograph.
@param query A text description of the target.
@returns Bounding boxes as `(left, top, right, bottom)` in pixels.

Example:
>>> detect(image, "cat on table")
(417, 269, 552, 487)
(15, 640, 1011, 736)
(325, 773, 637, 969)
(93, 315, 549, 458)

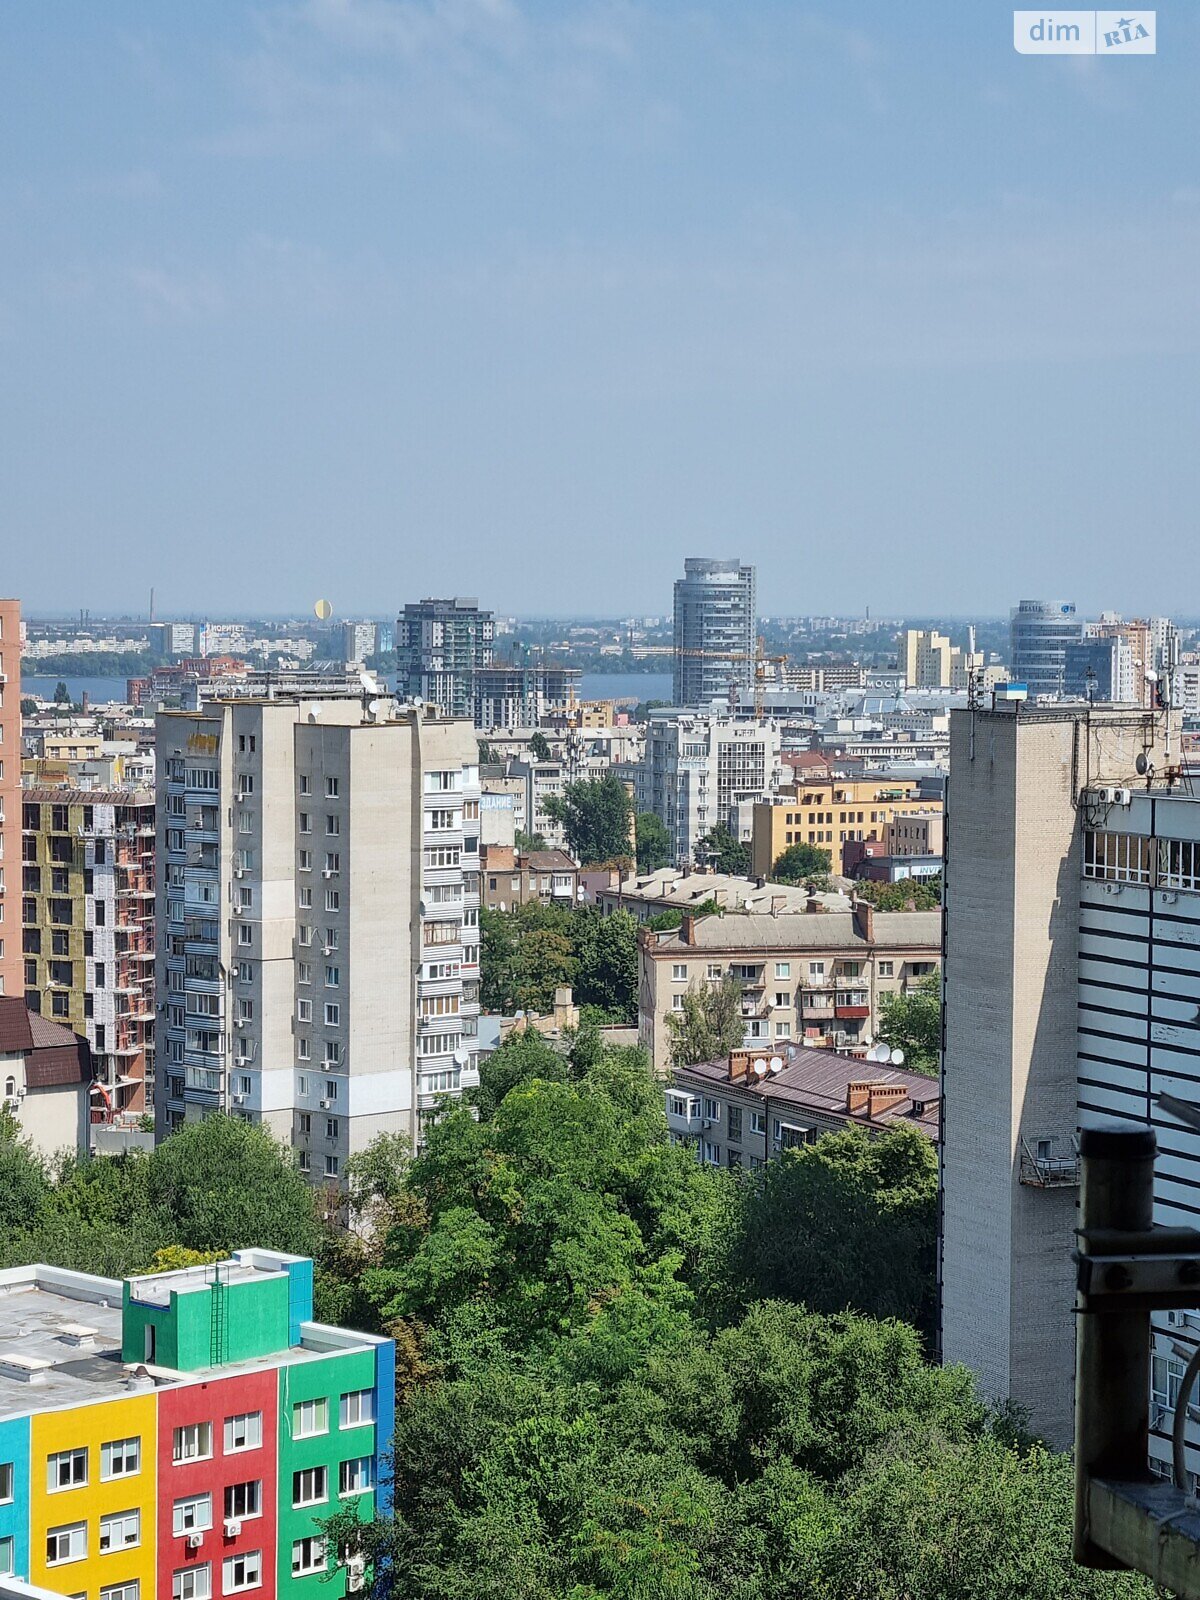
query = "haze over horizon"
(3, 1, 1196, 617)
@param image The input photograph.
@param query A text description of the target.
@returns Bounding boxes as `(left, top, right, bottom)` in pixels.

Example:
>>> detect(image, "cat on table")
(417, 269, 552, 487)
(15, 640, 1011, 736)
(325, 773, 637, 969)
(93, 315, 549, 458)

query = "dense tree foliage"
(317, 1037, 1151, 1600)
(635, 810, 672, 872)
(480, 903, 639, 1022)
(854, 876, 942, 910)
(664, 975, 746, 1068)
(543, 773, 634, 865)
(697, 824, 749, 875)
(771, 842, 832, 883)
(528, 731, 553, 761)
(877, 973, 942, 1075)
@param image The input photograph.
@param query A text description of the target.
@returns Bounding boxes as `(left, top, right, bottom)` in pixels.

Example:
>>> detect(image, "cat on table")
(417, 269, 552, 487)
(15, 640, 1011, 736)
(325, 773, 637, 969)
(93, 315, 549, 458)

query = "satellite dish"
(890, 1048, 905, 1066)
(1136, 752, 1149, 776)
(871, 1043, 890, 1062)
(453, 1047, 470, 1066)
(752, 1059, 768, 1077)
(314, 598, 333, 621)
(769, 1055, 784, 1074)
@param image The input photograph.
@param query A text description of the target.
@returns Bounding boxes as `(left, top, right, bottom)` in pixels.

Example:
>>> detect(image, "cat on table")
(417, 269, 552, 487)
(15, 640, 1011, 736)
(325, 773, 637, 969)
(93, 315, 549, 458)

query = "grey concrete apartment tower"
(155, 697, 481, 1182)
(940, 700, 1169, 1446)
(672, 558, 756, 708)
(396, 598, 495, 720)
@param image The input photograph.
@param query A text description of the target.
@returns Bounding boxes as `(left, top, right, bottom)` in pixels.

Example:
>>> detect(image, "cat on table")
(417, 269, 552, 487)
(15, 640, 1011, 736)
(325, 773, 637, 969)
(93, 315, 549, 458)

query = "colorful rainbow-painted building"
(0, 1252, 394, 1600)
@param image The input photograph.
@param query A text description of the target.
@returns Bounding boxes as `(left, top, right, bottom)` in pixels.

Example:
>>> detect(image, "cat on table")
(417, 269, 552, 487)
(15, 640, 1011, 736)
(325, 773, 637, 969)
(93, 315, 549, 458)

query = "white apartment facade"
(641, 713, 783, 867)
(155, 697, 481, 1180)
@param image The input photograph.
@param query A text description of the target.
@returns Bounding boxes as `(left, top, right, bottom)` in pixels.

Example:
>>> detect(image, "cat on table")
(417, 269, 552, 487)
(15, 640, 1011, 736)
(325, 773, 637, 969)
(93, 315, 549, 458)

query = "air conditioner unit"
(187, 1533, 204, 1550)
(224, 1519, 242, 1539)
(319, 1099, 330, 1110)
(1113, 787, 1132, 806)
(233, 1093, 246, 1105)
(234, 866, 247, 879)
(322, 869, 336, 878)
(346, 1558, 366, 1593)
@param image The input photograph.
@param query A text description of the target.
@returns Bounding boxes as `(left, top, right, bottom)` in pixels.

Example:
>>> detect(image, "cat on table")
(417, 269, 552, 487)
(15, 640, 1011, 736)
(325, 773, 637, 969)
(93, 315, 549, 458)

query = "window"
(324, 1041, 342, 1066)
(298, 924, 314, 946)
(326, 1118, 340, 1140)
(222, 1552, 262, 1594)
(297, 999, 312, 1023)
(173, 1423, 213, 1464)
(339, 1457, 372, 1496)
(298, 813, 311, 834)
(323, 1003, 340, 1027)
(298, 962, 311, 985)
(325, 1154, 340, 1179)
(224, 1481, 261, 1520)
(325, 965, 340, 987)
(1154, 1353, 1184, 1414)
(99, 1509, 140, 1551)
(298, 887, 313, 910)
(224, 1412, 262, 1454)
(324, 852, 340, 875)
(706, 963, 722, 979)
(291, 1538, 325, 1578)
(101, 1583, 139, 1600)
(324, 889, 340, 912)
(702, 1098, 720, 1121)
(878, 961, 894, 978)
(0, 1537, 12, 1576)
(775, 1021, 792, 1038)
(238, 925, 253, 947)
(808, 961, 825, 978)
(46, 1523, 87, 1565)
(672, 963, 687, 982)
(298, 850, 312, 872)
(173, 1564, 211, 1600)
(775, 962, 791, 979)
(299, 775, 310, 795)
(0, 1461, 11, 1502)
(48, 1448, 88, 1491)
(173, 1494, 212, 1535)
(671, 994, 685, 1012)
(325, 776, 339, 798)
(292, 1465, 328, 1508)
(774, 992, 789, 1009)
(339, 1389, 374, 1428)
(750, 1111, 766, 1135)
(325, 1079, 339, 1101)
(701, 1140, 721, 1165)
(726, 1105, 743, 1143)
(1084, 829, 1151, 885)
(325, 814, 339, 836)
(292, 1398, 328, 1438)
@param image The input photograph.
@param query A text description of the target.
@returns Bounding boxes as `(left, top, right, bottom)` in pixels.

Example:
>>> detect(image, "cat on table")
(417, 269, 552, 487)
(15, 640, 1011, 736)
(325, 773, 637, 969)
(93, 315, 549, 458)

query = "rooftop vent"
(0, 1353, 52, 1384)
(58, 1322, 99, 1350)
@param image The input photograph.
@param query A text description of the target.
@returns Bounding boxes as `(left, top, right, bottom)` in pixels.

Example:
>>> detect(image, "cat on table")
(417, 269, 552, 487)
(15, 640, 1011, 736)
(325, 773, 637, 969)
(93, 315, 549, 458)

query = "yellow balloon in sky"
(314, 598, 333, 621)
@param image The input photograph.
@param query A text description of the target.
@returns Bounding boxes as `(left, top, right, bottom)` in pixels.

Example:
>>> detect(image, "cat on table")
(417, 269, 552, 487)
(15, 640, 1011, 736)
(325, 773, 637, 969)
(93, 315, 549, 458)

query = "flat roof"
(0, 1280, 129, 1421)
(647, 909, 941, 953)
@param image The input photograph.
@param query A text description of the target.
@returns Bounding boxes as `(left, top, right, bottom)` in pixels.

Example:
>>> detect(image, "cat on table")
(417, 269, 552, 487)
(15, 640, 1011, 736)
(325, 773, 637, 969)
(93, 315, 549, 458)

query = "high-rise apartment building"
(641, 712, 781, 867)
(902, 628, 985, 691)
(672, 559, 756, 707)
(396, 598, 494, 719)
(1008, 600, 1084, 698)
(155, 698, 481, 1174)
(940, 698, 1173, 1448)
(0, 1249, 392, 1600)
(472, 665, 581, 730)
(0, 599, 20, 998)
(339, 622, 378, 666)
(22, 788, 156, 1121)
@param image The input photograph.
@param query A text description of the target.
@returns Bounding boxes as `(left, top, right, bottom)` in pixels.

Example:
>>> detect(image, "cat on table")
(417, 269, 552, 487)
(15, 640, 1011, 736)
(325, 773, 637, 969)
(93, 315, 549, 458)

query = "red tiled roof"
(0, 1001, 90, 1087)
(0, 999, 34, 1055)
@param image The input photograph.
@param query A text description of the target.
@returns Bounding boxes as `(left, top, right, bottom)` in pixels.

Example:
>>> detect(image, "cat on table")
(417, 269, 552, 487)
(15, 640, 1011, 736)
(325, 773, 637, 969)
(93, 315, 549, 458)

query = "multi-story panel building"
(472, 665, 582, 731)
(155, 698, 481, 1170)
(750, 776, 941, 878)
(396, 598, 494, 720)
(642, 713, 782, 868)
(0, 599, 20, 999)
(0, 1250, 392, 1600)
(672, 558, 756, 708)
(22, 789, 155, 1122)
(939, 699, 1173, 1450)
(638, 903, 941, 1071)
(339, 623, 377, 667)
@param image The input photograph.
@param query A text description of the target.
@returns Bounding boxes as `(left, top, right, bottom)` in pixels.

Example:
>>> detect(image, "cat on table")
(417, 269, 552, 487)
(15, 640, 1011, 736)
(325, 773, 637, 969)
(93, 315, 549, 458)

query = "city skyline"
(3, 3, 1198, 615)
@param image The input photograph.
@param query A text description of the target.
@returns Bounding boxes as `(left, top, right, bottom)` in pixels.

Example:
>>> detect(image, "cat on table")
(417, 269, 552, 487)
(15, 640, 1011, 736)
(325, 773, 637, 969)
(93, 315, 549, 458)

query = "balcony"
(664, 1094, 704, 1137)
(835, 1003, 870, 1020)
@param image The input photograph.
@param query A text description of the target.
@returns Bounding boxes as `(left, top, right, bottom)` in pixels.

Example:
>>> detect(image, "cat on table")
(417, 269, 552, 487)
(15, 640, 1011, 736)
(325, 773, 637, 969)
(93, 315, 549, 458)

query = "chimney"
(728, 1049, 752, 1082)
(847, 1081, 871, 1115)
(553, 987, 579, 1030)
(771, 895, 786, 917)
(866, 1083, 909, 1119)
(806, 896, 825, 914)
(853, 899, 874, 943)
(680, 913, 696, 946)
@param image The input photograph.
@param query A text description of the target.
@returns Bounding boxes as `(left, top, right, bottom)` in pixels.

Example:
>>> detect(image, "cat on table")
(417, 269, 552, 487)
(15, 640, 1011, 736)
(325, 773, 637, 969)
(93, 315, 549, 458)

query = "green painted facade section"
(123, 1271, 294, 1370)
(276, 1347, 378, 1600)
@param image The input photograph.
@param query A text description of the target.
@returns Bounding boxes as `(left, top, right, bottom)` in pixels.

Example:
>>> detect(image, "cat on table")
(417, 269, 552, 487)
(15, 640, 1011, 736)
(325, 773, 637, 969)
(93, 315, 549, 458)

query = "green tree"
(543, 774, 633, 867)
(771, 842, 832, 883)
(473, 1028, 570, 1120)
(53, 680, 71, 705)
(515, 829, 548, 852)
(528, 730, 553, 761)
(724, 1125, 939, 1338)
(572, 906, 639, 1021)
(20, 697, 37, 715)
(147, 1114, 320, 1256)
(854, 877, 941, 910)
(877, 972, 941, 1074)
(635, 811, 672, 872)
(665, 976, 745, 1069)
(697, 824, 749, 875)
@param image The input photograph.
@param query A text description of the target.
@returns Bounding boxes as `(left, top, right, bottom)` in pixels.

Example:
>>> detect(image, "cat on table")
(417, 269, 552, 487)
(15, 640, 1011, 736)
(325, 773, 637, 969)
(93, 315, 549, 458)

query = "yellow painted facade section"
(29, 1393, 157, 1600)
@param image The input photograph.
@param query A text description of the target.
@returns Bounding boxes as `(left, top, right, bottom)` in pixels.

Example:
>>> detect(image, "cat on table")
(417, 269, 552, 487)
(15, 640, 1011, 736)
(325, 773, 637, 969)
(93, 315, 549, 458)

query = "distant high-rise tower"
(1009, 600, 1084, 698)
(0, 599, 20, 997)
(396, 598, 495, 719)
(672, 559, 756, 707)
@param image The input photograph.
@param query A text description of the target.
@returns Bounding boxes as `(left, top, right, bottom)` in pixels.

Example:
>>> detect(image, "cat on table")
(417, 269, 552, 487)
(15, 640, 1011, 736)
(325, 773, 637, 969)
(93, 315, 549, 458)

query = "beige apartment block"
(885, 811, 945, 858)
(940, 700, 1172, 1447)
(638, 903, 940, 1072)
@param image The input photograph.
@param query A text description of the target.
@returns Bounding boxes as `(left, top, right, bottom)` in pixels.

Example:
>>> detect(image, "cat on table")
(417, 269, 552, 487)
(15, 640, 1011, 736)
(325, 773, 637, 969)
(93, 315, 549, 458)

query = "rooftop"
(0, 1269, 129, 1421)
(605, 868, 849, 914)
(647, 908, 941, 953)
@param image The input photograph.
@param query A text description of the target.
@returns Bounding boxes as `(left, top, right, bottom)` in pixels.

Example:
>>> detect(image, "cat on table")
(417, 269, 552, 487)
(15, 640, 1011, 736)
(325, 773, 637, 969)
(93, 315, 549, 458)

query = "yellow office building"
(751, 778, 943, 878)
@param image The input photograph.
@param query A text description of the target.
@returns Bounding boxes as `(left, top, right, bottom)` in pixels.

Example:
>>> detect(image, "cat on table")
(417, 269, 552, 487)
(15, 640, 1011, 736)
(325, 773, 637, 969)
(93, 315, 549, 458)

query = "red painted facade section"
(155, 1368, 280, 1600)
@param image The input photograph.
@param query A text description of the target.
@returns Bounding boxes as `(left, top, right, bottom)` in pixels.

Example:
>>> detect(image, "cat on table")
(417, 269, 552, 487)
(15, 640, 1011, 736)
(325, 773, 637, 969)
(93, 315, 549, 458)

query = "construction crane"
(676, 635, 789, 717)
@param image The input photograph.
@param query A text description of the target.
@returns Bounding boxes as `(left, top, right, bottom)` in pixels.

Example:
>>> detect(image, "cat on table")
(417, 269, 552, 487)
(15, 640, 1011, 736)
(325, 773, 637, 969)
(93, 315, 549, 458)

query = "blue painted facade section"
(285, 1258, 315, 1342)
(372, 1338, 396, 1518)
(0, 1414, 31, 1580)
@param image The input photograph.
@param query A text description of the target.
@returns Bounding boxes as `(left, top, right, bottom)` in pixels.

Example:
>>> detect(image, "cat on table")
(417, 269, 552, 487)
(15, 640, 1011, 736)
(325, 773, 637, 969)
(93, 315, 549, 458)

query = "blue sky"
(1, 2, 1197, 618)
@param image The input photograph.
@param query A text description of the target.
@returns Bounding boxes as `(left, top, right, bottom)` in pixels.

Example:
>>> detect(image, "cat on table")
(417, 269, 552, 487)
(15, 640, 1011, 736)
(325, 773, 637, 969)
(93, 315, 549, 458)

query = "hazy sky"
(2, 2, 1197, 619)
